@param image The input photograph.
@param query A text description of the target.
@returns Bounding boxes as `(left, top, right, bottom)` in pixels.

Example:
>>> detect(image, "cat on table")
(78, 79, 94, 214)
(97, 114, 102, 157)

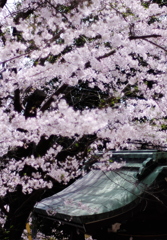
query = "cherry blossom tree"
(0, 0, 167, 239)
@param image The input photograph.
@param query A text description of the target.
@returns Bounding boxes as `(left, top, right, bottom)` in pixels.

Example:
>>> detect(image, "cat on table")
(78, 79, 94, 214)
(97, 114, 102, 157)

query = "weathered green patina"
(34, 151, 167, 229)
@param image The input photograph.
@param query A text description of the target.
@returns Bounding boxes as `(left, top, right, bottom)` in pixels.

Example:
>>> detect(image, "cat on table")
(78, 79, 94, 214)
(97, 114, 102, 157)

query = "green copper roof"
(34, 151, 167, 226)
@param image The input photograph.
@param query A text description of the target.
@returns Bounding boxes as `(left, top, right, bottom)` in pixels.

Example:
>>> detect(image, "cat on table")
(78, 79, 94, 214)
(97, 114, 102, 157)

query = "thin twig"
(143, 38, 167, 52)
(110, 4, 128, 22)
(0, 51, 32, 65)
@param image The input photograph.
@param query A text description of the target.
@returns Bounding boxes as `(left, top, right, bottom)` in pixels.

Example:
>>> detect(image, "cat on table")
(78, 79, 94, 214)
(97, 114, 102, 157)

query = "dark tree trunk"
(4, 189, 44, 240)
(0, 0, 7, 8)
(69, 228, 85, 240)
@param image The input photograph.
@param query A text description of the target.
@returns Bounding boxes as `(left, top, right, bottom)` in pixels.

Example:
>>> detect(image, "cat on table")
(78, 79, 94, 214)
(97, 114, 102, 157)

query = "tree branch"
(40, 84, 68, 112)
(97, 50, 116, 61)
(0, 52, 32, 65)
(129, 34, 167, 52)
(129, 34, 162, 40)
(143, 38, 167, 52)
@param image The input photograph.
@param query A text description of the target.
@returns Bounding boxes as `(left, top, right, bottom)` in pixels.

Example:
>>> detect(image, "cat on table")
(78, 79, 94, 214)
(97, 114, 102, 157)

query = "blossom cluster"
(0, 0, 167, 238)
